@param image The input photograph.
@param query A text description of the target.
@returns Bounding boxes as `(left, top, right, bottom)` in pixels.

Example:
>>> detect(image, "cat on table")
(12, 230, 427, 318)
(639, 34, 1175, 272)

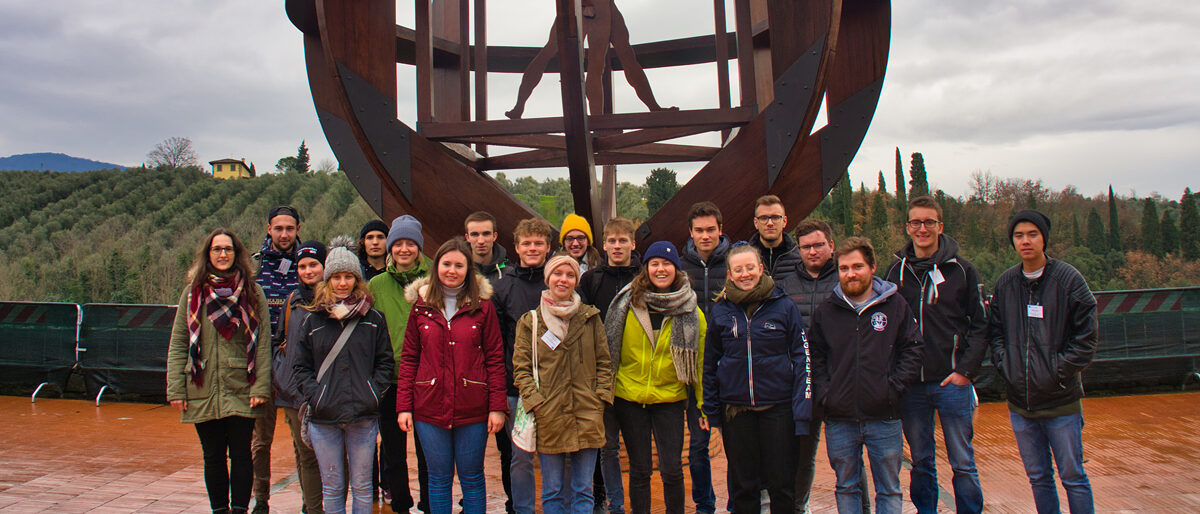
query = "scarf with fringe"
(604, 281, 700, 384)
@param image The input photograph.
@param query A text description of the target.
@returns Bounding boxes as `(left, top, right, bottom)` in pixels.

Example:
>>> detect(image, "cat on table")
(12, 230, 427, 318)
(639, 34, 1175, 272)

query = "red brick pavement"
(1, 393, 1199, 512)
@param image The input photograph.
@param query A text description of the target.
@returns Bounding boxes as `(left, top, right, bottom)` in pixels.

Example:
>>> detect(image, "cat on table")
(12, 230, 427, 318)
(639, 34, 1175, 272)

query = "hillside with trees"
(0, 155, 1196, 304)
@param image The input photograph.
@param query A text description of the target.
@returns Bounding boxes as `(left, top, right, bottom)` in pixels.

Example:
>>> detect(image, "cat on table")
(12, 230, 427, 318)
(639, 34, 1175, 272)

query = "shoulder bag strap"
(317, 318, 359, 383)
(530, 308, 539, 390)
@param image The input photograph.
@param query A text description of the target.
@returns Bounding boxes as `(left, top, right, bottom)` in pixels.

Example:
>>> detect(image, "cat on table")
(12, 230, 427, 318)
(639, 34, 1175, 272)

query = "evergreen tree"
(1161, 210, 1180, 256)
(877, 171, 887, 194)
(1080, 211, 1089, 246)
(909, 152, 929, 197)
(1181, 188, 1200, 260)
(1141, 198, 1162, 257)
(1086, 208, 1106, 254)
(870, 192, 888, 231)
(644, 167, 679, 216)
(894, 148, 907, 215)
(296, 141, 311, 173)
(1107, 185, 1121, 251)
(832, 169, 853, 235)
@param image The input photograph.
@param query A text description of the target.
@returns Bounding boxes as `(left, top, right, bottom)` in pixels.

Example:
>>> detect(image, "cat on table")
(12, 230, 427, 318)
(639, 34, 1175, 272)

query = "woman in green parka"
(366, 214, 432, 512)
(167, 228, 272, 514)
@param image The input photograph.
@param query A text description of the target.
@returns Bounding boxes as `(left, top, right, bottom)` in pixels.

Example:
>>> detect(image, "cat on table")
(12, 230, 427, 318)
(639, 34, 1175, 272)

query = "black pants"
(614, 398, 685, 514)
(493, 427, 515, 513)
(379, 383, 429, 511)
(722, 404, 796, 514)
(196, 416, 256, 511)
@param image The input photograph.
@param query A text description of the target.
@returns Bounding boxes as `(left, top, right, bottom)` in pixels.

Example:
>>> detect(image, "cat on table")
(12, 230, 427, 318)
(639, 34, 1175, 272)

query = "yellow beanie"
(559, 213, 593, 244)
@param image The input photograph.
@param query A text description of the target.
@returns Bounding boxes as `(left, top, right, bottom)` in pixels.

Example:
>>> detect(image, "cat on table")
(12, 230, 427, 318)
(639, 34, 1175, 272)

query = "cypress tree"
(1180, 188, 1200, 260)
(877, 171, 887, 194)
(838, 169, 853, 235)
(1071, 214, 1082, 247)
(909, 152, 929, 198)
(870, 192, 889, 231)
(1086, 208, 1106, 254)
(1161, 210, 1180, 256)
(1141, 198, 1162, 257)
(1107, 185, 1121, 252)
(894, 147, 907, 214)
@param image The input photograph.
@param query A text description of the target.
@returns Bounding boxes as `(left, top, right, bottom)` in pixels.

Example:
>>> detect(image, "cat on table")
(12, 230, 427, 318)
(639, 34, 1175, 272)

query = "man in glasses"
(778, 218, 871, 513)
(883, 196, 988, 513)
(749, 195, 801, 276)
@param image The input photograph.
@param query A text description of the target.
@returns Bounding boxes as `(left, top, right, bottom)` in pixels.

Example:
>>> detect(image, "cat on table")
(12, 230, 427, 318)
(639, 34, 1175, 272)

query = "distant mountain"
(0, 152, 127, 172)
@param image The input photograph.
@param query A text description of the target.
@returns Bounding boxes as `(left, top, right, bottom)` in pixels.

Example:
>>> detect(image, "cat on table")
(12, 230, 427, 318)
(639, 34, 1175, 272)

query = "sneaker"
(383, 488, 392, 503)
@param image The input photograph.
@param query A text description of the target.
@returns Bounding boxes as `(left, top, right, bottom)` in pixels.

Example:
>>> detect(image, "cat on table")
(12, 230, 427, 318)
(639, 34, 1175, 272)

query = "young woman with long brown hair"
(167, 228, 273, 514)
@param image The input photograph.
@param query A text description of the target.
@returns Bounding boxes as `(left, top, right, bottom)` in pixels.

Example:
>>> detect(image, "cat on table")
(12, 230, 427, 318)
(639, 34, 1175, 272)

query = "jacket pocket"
(222, 354, 251, 395)
(460, 377, 489, 415)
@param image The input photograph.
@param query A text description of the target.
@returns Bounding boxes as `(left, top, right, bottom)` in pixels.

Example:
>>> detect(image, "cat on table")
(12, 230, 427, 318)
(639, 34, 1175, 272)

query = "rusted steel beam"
(553, 0, 598, 224)
(420, 106, 755, 139)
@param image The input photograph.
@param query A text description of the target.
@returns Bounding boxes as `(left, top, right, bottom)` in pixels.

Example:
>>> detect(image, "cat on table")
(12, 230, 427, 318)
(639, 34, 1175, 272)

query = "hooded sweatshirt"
(884, 234, 988, 383)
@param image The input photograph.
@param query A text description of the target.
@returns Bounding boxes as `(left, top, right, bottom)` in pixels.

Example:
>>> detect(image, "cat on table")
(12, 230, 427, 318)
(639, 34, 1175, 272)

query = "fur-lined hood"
(403, 274, 494, 304)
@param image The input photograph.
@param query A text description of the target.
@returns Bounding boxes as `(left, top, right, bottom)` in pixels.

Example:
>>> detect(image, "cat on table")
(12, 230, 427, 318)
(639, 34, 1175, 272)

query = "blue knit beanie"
(642, 241, 680, 268)
(387, 215, 424, 251)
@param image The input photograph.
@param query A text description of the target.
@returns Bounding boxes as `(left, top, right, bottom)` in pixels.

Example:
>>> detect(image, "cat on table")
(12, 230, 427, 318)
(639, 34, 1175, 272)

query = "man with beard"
(465, 211, 509, 284)
(809, 237, 922, 514)
(884, 196, 987, 514)
(250, 204, 302, 513)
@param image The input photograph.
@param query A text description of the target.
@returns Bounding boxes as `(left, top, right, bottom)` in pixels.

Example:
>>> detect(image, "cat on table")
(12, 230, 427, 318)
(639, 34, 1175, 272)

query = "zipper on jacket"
(366, 379, 379, 404)
(416, 378, 436, 386)
(951, 334, 958, 370)
(463, 378, 486, 386)
(744, 305, 764, 405)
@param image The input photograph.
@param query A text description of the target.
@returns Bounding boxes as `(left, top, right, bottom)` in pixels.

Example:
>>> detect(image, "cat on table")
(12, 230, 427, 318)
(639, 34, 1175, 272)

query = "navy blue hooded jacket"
(703, 285, 813, 435)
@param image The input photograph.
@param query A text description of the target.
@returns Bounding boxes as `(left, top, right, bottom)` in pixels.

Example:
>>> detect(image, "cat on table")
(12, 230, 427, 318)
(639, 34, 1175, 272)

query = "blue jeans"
(414, 421, 488, 514)
(507, 395, 537, 513)
(825, 419, 903, 514)
(309, 418, 378, 514)
(900, 382, 983, 513)
(600, 404, 625, 513)
(686, 389, 717, 513)
(1009, 412, 1093, 514)
(540, 449, 600, 514)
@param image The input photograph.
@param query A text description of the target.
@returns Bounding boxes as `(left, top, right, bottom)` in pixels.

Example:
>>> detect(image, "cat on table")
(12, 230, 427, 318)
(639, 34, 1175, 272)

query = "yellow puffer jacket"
(613, 309, 705, 407)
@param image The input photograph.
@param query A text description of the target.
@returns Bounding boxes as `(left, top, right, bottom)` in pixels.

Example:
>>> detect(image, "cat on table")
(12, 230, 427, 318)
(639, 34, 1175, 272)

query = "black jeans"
(614, 398, 686, 514)
(722, 404, 796, 514)
(379, 383, 429, 511)
(494, 427, 515, 513)
(195, 416, 256, 511)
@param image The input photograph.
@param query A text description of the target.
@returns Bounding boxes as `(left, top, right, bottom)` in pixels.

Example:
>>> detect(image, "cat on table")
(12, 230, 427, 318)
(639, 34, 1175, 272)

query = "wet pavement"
(1, 392, 1199, 512)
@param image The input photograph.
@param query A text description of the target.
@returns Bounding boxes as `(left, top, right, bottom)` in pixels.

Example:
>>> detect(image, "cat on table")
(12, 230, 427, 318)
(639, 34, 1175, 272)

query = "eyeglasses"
(906, 219, 942, 230)
(210, 246, 235, 255)
(754, 215, 784, 224)
(799, 242, 827, 252)
(563, 235, 589, 244)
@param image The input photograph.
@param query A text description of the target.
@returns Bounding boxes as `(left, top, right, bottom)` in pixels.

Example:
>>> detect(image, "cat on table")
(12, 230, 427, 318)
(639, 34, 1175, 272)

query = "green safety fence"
(975, 287, 1200, 398)
(0, 301, 80, 394)
(78, 303, 177, 400)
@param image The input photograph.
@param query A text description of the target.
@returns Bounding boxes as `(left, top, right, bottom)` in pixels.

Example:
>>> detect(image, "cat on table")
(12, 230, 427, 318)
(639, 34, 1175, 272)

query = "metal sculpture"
(286, 0, 890, 253)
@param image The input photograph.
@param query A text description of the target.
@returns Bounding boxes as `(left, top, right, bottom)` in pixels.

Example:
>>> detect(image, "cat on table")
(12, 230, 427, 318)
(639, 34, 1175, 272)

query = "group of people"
(166, 194, 1098, 514)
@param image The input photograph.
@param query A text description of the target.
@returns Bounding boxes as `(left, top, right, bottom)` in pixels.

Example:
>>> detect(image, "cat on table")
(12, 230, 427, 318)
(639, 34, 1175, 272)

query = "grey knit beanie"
(324, 246, 363, 281)
(387, 215, 424, 251)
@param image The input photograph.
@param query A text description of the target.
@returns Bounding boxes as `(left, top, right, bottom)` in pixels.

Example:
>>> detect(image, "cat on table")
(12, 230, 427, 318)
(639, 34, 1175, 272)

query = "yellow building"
(210, 158, 256, 180)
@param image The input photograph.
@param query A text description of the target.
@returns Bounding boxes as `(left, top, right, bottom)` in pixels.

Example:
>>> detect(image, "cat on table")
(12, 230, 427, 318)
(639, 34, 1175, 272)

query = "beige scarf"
(539, 290, 581, 341)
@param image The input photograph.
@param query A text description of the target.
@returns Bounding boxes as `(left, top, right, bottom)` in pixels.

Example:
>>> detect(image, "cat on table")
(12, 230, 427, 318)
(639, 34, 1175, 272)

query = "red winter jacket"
(396, 277, 508, 429)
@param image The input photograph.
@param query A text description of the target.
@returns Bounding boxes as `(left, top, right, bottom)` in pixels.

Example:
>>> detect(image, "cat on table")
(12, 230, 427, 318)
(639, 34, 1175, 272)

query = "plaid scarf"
(323, 294, 374, 321)
(186, 272, 259, 386)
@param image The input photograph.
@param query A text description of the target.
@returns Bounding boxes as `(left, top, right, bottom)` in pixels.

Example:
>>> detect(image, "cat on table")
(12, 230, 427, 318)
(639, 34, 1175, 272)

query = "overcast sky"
(1, 1, 1196, 199)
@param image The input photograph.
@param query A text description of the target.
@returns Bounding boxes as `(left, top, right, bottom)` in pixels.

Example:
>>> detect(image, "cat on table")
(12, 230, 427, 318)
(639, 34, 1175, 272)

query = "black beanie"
(1008, 209, 1051, 250)
(296, 240, 328, 265)
(360, 219, 388, 240)
(268, 205, 301, 223)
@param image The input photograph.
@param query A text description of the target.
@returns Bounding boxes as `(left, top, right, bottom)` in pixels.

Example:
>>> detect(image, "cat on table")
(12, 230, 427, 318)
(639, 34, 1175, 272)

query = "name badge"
(277, 259, 292, 274)
(1027, 305, 1044, 319)
(542, 331, 562, 350)
(930, 267, 945, 286)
